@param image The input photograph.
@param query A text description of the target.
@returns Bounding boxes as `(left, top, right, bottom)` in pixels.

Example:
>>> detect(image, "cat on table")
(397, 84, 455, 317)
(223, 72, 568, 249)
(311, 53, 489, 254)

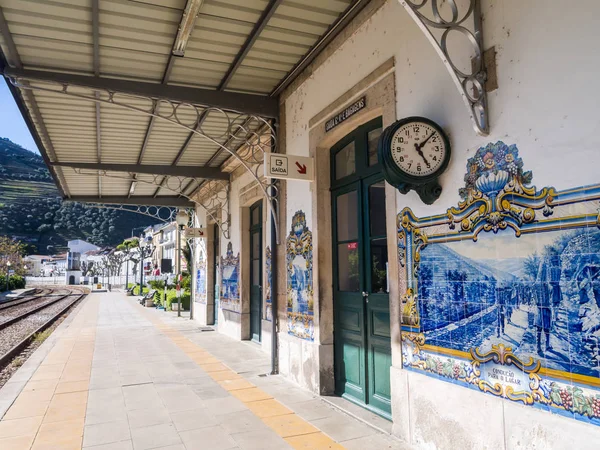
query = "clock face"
(390, 121, 447, 177)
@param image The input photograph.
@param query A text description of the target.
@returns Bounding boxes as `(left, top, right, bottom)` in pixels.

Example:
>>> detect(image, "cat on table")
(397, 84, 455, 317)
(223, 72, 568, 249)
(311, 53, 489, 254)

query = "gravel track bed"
(0, 294, 82, 358)
(0, 289, 49, 311)
(0, 299, 81, 389)
(0, 289, 71, 325)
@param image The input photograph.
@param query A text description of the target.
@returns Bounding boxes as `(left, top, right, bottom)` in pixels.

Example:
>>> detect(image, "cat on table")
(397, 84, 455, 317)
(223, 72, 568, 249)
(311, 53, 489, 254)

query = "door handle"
(362, 291, 369, 303)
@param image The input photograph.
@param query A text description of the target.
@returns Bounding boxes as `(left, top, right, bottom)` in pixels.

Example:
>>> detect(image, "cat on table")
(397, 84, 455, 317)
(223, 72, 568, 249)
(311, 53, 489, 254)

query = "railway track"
(0, 289, 75, 331)
(0, 288, 51, 311)
(0, 288, 87, 369)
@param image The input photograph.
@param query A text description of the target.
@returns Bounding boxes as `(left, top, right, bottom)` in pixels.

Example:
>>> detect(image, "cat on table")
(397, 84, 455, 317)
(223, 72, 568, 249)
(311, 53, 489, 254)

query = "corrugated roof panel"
(99, 176, 131, 196)
(12, 34, 91, 56)
(233, 65, 287, 82)
(102, 0, 182, 24)
(2, 0, 90, 22)
(18, 46, 92, 73)
(200, 0, 266, 24)
(260, 26, 319, 47)
(61, 169, 100, 196)
(1, 0, 357, 203)
(251, 37, 309, 57)
(100, 24, 173, 54)
(130, 182, 159, 196)
(132, 0, 186, 8)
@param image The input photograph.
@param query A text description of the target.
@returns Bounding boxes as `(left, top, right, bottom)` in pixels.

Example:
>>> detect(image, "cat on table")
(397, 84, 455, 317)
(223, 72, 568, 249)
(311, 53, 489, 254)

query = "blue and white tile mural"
(265, 246, 272, 321)
(399, 142, 600, 425)
(220, 242, 240, 313)
(286, 211, 314, 340)
(195, 258, 207, 304)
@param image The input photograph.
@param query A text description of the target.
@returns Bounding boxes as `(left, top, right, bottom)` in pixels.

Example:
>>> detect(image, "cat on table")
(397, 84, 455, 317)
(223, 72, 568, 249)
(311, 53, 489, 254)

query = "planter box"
(144, 299, 154, 307)
(171, 303, 186, 311)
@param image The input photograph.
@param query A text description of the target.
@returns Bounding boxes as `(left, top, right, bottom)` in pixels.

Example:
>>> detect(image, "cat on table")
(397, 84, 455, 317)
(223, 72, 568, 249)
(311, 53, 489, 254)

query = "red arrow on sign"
(295, 162, 307, 174)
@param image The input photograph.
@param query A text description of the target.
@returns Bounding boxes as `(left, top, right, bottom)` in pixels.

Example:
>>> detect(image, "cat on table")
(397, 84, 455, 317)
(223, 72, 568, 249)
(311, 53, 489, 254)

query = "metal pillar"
(177, 225, 182, 317)
(270, 180, 278, 375)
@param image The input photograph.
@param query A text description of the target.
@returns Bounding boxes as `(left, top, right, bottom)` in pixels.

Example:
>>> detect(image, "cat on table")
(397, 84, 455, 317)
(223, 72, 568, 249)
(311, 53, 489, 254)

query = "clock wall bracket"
(398, 0, 489, 136)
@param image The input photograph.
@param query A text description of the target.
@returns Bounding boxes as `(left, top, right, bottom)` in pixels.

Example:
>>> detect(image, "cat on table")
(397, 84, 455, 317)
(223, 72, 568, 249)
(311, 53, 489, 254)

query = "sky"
(0, 78, 39, 153)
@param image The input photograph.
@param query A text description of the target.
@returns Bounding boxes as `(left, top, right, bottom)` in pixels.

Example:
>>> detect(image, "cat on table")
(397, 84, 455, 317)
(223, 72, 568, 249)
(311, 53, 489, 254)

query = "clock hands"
(414, 143, 431, 168)
(417, 131, 436, 150)
(413, 131, 436, 169)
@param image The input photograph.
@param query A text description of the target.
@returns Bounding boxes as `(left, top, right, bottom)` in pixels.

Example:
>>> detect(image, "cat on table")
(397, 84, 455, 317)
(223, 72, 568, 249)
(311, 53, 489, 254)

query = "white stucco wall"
(285, 0, 600, 219)
(281, 0, 600, 448)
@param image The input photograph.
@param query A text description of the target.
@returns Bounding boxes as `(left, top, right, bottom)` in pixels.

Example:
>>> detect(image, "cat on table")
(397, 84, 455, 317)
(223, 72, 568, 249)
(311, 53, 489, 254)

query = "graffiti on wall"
(286, 211, 314, 340)
(265, 246, 272, 321)
(400, 141, 600, 425)
(220, 241, 240, 313)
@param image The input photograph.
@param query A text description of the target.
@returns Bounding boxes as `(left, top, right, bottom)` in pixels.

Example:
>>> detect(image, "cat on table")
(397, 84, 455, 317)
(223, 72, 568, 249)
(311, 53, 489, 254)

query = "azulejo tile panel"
(399, 141, 600, 425)
(220, 241, 240, 313)
(265, 246, 272, 321)
(195, 258, 207, 303)
(286, 211, 314, 340)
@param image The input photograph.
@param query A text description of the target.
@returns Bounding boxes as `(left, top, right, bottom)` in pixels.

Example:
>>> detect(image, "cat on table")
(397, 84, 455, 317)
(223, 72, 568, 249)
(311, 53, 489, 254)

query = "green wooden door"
(332, 118, 391, 418)
(250, 201, 262, 343)
(213, 223, 219, 325)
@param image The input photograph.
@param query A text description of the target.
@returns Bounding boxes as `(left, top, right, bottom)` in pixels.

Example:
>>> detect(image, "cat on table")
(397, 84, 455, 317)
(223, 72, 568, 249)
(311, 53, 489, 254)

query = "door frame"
(305, 63, 398, 396)
(249, 200, 263, 343)
(330, 117, 392, 418)
(212, 222, 219, 325)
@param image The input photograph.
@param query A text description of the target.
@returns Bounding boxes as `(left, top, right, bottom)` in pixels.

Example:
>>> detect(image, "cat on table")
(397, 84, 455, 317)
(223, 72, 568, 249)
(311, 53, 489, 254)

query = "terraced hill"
(0, 138, 155, 254)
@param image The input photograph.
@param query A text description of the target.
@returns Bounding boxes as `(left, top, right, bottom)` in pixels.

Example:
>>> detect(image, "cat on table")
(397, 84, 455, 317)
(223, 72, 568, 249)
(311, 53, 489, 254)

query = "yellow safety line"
(138, 303, 346, 450)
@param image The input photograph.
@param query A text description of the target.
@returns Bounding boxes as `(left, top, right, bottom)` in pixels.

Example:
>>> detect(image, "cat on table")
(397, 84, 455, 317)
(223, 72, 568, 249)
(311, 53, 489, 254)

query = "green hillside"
(0, 138, 156, 254)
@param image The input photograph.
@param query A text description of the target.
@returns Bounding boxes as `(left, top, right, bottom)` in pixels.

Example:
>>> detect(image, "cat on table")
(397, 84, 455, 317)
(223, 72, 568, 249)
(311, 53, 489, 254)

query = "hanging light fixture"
(172, 0, 205, 57)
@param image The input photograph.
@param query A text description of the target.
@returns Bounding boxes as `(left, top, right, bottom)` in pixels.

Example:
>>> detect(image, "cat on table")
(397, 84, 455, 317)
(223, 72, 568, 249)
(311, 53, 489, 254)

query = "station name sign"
(325, 97, 366, 132)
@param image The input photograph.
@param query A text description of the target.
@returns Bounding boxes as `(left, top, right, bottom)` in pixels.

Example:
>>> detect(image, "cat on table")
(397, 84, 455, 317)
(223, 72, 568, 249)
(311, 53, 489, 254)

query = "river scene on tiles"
(286, 211, 314, 340)
(220, 241, 240, 313)
(400, 142, 600, 424)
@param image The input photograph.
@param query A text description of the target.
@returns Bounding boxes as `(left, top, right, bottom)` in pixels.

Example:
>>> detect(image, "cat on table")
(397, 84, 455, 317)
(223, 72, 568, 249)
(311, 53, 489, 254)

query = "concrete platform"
(0, 292, 412, 450)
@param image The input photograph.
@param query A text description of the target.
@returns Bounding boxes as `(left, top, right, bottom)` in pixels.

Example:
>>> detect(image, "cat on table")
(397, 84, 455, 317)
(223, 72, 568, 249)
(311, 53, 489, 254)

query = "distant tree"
(0, 236, 25, 275)
(524, 252, 540, 280)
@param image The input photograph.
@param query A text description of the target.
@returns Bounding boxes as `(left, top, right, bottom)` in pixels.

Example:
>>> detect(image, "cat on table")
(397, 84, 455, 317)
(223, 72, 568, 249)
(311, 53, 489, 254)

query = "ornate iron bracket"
(399, 0, 489, 135)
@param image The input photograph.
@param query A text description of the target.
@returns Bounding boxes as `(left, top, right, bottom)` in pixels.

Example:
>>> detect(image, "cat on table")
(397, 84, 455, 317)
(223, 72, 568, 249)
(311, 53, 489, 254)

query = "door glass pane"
(368, 127, 383, 166)
(252, 231, 260, 256)
(251, 205, 260, 225)
(371, 238, 388, 293)
(335, 141, 355, 179)
(336, 191, 358, 241)
(338, 242, 360, 292)
(369, 182, 386, 237)
(252, 259, 260, 285)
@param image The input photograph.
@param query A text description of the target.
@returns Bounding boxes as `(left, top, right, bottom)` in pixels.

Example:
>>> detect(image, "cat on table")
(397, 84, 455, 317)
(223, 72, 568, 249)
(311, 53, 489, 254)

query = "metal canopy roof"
(0, 0, 370, 207)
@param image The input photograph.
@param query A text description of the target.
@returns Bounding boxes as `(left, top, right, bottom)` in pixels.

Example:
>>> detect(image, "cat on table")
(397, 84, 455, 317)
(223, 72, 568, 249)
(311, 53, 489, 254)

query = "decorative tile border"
(399, 142, 600, 425)
(286, 211, 314, 340)
(220, 242, 240, 313)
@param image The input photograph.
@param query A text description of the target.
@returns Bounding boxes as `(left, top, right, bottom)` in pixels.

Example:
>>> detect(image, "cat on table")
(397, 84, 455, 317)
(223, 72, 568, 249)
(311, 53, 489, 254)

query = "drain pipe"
(270, 178, 278, 375)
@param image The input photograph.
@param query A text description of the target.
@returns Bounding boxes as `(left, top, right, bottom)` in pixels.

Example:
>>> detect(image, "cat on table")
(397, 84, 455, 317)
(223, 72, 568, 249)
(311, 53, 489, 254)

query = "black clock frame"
(377, 116, 451, 205)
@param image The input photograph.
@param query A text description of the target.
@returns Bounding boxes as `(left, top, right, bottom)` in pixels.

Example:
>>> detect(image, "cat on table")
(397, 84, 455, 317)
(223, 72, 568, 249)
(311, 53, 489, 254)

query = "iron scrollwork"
(399, 0, 489, 135)
(8, 77, 278, 241)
